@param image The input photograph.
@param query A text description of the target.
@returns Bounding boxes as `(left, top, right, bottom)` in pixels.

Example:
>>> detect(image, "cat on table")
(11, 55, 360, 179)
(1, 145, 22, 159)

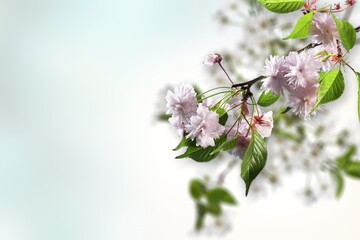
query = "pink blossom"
(262, 55, 288, 95)
(166, 84, 198, 136)
(185, 105, 225, 148)
(226, 121, 251, 159)
(288, 83, 319, 117)
(283, 51, 320, 88)
(203, 53, 222, 66)
(252, 111, 274, 138)
(311, 13, 339, 47)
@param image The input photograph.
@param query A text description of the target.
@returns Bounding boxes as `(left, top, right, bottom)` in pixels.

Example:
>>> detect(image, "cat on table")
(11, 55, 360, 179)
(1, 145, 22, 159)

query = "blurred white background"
(0, 0, 359, 239)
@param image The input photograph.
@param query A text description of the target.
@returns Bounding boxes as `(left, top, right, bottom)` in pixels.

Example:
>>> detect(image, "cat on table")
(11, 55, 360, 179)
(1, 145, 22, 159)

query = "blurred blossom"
(203, 53, 223, 66)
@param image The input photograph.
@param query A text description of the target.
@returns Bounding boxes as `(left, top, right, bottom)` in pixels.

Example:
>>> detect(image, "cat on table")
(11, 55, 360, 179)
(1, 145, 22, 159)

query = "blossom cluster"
(261, 12, 341, 117)
(166, 84, 274, 158)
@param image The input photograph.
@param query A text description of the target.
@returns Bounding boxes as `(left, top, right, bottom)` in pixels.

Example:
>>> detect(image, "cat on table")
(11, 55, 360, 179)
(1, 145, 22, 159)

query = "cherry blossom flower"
(283, 51, 320, 88)
(185, 104, 225, 148)
(262, 55, 288, 95)
(287, 83, 319, 118)
(226, 121, 251, 159)
(166, 84, 198, 136)
(203, 53, 222, 66)
(252, 110, 274, 138)
(311, 13, 339, 47)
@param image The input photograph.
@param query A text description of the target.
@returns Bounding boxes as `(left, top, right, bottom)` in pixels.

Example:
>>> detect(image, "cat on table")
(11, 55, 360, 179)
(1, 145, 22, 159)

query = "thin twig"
(297, 42, 322, 53)
(218, 62, 234, 85)
(217, 158, 240, 185)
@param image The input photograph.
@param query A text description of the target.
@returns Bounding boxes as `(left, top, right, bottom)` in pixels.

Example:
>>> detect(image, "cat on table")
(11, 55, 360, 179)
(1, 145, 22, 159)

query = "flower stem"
(218, 62, 235, 85)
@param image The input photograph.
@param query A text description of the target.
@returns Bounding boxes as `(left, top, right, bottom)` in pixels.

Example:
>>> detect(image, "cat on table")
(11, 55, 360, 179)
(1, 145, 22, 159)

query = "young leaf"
(210, 137, 238, 155)
(175, 135, 227, 162)
(216, 108, 228, 126)
(281, 106, 292, 114)
(333, 16, 356, 52)
(356, 72, 360, 122)
(336, 145, 356, 169)
(205, 188, 237, 205)
(333, 171, 344, 199)
(195, 203, 206, 230)
(205, 203, 222, 216)
(344, 161, 360, 178)
(257, 90, 280, 107)
(241, 130, 267, 196)
(173, 137, 193, 151)
(258, 0, 305, 13)
(189, 179, 207, 201)
(284, 12, 314, 40)
(157, 113, 171, 121)
(312, 70, 345, 111)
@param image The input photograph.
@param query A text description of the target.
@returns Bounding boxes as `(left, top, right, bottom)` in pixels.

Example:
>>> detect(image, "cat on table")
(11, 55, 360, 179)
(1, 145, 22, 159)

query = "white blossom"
(288, 83, 319, 118)
(262, 55, 288, 95)
(166, 84, 198, 136)
(311, 12, 339, 48)
(185, 105, 225, 148)
(203, 53, 222, 66)
(284, 51, 320, 88)
(226, 121, 251, 159)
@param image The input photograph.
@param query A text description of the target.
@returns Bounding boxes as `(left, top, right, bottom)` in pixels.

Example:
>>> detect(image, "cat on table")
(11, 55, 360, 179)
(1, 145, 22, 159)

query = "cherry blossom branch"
(231, 75, 267, 89)
(231, 26, 360, 89)
(297, 42, 323, 53)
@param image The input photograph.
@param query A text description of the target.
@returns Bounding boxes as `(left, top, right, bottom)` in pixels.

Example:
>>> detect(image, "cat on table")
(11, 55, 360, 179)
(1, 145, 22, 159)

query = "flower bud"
(203, 53, 222, 66)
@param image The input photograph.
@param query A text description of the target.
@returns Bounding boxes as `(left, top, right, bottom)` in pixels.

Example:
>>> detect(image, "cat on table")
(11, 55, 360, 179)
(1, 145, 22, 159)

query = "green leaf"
(175, 135, 227, 162)
(334, 171, 344, 199)
(284, 12, 314, 39)
(157, 113, 171, 121)
(281, 106, 292, 114)
(276, 130, 301, 142)
(195, 203, 206, 230)
(257, 90, 280, 107)
(356, 72, 360, 122)
(205, 203, 222, 216)
(312, 70, 345, 112)
(336, 145, 356, 169)
(216, 108, 228, 126)
(333, 16, 357, 52)
(205, 188, 237, 205)
(173, 137, 193, 151)
(241, 130, 267, 196)
(258, 0, 305, 14)
(189, 179, 206, 201)
(210, 137, 238, 155)
(344, 161, 360, 178)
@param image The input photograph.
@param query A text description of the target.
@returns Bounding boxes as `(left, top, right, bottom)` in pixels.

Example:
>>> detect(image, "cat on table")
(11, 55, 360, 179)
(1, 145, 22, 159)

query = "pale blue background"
(0, 1, 226, 239)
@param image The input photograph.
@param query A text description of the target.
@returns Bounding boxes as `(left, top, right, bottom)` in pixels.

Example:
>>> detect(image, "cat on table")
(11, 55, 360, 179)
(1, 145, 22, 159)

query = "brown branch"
(297, 42, 322, 53)
(231, 75, 266, 88)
